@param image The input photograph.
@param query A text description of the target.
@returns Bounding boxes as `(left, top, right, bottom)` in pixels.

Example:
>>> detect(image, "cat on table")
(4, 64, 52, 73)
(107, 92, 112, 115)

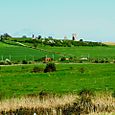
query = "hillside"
(0, 39, 115, 63)
(0, 41, 60, 61)
(103, 42, 115, 46)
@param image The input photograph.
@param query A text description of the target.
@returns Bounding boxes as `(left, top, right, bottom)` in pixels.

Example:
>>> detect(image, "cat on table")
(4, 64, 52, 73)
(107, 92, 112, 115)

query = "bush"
(79, 67, 85, 73)
(22, 60, 28, 64)
(60, 57, 66, 61)
(0, 61, 5, 65)
(44, 63, 56, 73)
(5, 59, 12, 65)
(31, 66, 43, 73)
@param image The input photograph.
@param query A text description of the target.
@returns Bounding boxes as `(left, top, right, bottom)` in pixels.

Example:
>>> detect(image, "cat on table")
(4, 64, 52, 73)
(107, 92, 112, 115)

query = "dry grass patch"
(103, 42, 115, 46)
(0, 92, 115, 115)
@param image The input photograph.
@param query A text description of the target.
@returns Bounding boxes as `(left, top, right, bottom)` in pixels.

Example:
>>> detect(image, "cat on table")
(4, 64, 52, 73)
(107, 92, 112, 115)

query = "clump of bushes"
(5, 59, 12, 65)
(22, 60, 28, 64)
(0, 59, 12, 65)
(79, 67, 85, 73)
(31, 66, 43, 73)
(44, 63, 56, 73)
(0, 61, 5, 65)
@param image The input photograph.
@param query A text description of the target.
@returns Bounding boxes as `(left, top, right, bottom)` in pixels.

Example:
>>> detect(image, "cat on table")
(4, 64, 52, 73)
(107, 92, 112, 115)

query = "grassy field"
(0, 42, 59, 61)
(0, 63, 115, 99)
(42, 46, 115, 59)
(0, 41, 115, 114)
(1, 42, 115, 62)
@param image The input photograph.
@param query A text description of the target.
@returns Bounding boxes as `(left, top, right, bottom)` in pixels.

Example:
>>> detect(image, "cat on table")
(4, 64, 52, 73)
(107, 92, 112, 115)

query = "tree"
(33, 39, 38, 48)
(3, 33, 12, 38)
(0, 35, 3, 41)
(79, 39, 83, 42)
(44, 63, 56, 73)
(38, 35, 42, 39)
(22, 35, 27, 38)
(48, 36, 53, 39)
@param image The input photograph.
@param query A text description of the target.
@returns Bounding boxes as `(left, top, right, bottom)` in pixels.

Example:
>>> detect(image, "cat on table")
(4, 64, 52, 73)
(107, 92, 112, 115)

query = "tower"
(64, 35, 67, 40)
(72, 33, 77, 41)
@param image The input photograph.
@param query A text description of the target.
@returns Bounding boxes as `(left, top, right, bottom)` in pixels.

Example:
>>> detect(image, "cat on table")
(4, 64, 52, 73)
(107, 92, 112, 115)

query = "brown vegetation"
(0, 91, 115, 115)
(103, 42, 115, 46)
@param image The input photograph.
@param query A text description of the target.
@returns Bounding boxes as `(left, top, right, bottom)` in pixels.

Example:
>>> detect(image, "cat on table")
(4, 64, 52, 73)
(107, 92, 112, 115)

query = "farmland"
(0, 42, 59, 61)
(0, 40, 115, 114)
(0, 41, 115, 62)
(0, 63, 115, 99)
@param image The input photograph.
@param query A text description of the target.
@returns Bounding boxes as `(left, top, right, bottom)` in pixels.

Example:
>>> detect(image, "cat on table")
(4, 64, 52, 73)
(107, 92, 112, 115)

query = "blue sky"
(0, 0, 115, 42)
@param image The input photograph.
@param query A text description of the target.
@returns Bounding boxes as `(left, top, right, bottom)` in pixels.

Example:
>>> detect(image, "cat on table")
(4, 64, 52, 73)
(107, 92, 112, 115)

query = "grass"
(0, 63, 115, 99)
(0, 92, 114, 114)
(42, 46, 115, 59)
(0, 44, 59, 61)
(1, 41, 115, 61)
(0, 41, 115, 114)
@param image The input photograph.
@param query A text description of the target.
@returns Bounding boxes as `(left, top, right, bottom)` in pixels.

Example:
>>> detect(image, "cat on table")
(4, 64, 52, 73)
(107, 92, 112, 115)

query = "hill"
(103, 42, 115, 46)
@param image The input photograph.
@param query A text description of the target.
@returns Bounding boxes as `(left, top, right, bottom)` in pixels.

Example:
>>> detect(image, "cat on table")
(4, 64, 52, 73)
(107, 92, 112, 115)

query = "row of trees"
(12, 38, 106, 47)
(0, 33, 107, 47)
(0, 33, 12, 41)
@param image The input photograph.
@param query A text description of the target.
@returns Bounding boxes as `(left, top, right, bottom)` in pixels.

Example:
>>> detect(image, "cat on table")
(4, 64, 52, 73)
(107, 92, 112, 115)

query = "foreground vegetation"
(0, 91, 115, 114)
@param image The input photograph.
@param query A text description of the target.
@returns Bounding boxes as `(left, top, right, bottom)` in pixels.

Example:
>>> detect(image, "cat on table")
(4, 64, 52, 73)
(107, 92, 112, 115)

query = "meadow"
(1, 41, 115, 62)
(0, 41, 115, 114)
(0, 63, 115, 99)
(0, 42, 57, 61)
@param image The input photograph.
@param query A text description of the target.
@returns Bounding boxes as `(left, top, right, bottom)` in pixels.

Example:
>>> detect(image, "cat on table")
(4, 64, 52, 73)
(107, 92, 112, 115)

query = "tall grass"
(0, 92, 114, 115)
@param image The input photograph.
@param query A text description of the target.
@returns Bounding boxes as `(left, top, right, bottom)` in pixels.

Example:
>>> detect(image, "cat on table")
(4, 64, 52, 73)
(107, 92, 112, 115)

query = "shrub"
(44, 63, 56, 73)
(13, 61, 20, 64)
(60, 57, 66, 61)
(22, 60, 28, 64)
(0, 61, 5, 65)
(5, 59, 12, 65)
(93, 59, 99, 63)
(99, 59, 104, 63)
(79, 67, 85, 73)
(31, 66, 43, 73)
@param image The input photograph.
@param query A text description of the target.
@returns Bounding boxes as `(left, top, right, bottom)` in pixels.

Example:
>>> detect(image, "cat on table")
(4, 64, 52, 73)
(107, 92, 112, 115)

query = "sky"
(0, 0, 115, 42)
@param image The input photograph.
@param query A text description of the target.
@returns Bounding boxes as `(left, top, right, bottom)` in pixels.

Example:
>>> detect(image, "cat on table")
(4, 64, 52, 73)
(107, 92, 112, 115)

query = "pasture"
(0, 63, 115, 99)
(0, 41, 115, 62)
(0, 43, 59, 61)
(42, 46, 115, 59)
(0, 41, 115, 114)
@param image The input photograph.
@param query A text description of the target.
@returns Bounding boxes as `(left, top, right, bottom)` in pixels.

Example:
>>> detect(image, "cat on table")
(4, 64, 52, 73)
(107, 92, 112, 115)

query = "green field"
(0, 41, 115, 99)
(43, 46, 115, 59)
(0, 63, 115, 99)
(0, 41, 115, 62)
(0, 42, 59, 61)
